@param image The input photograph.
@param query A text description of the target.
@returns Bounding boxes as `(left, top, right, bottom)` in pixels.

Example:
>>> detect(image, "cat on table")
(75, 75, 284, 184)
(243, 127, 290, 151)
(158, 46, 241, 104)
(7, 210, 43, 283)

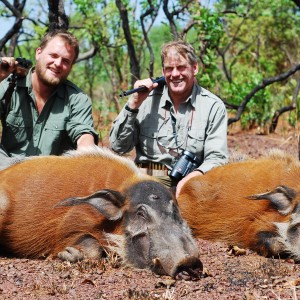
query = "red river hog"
(0, 146, 202, 280)
(177, 150, 300, 260)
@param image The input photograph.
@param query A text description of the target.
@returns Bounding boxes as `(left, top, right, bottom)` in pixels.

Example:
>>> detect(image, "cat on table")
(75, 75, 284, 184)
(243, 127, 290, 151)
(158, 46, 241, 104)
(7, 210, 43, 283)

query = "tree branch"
(115, 0, 140, 84)
(227, 62, 300, 125)
(76, 44, 99, 63)
(140, 0, 160, 77)
(0, 0, 23, 17)
(0, 0, 26, 55)
(291, 0, 300, 8)
(269, 75, 300, 133)
(47, 0, 69, 30)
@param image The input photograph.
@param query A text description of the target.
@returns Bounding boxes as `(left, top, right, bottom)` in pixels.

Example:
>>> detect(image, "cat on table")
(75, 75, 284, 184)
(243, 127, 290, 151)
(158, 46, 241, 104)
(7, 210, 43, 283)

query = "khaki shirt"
(0, 68, 98, 157)
(110, 84, 228, 174)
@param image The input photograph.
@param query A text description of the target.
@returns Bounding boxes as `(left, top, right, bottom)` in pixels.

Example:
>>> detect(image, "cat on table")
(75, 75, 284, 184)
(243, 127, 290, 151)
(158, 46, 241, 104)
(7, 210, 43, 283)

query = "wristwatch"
(125, 103, 139, 113)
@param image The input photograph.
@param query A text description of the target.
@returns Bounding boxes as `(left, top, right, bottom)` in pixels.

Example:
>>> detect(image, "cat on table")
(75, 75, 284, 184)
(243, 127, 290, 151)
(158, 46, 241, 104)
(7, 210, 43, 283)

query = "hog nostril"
(151, 257, 167, 275)
(152, 258, 161, 267)
(174, 257, 203, 281)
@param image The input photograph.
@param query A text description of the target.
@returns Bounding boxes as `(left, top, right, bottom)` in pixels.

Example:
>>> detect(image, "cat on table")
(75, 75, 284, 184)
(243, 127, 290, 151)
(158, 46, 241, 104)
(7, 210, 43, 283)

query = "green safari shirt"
(0, 68, 98, 157)
(110, 84, 228, 174)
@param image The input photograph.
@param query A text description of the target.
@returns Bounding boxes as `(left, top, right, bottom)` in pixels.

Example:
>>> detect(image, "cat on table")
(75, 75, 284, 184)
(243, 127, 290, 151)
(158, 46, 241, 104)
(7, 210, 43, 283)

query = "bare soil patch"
(1, 129, 300, 300)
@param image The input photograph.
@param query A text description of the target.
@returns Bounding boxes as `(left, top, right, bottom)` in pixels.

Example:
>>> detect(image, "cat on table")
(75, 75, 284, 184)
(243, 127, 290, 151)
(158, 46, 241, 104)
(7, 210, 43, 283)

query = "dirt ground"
(1, 128, 300, 300)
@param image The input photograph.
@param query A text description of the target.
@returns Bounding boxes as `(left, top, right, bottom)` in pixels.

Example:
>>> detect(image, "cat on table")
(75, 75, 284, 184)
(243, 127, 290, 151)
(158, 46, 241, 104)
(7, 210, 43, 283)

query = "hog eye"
(149, 194, 159, 200)
(288, 225, 300, 237)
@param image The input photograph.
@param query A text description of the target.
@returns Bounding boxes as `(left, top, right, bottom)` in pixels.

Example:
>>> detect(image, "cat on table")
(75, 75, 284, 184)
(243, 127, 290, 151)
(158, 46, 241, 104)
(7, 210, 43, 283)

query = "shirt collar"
(158, 83, 200, 110)
(190, 84, 202, 109)
(23, 67, 65, 99)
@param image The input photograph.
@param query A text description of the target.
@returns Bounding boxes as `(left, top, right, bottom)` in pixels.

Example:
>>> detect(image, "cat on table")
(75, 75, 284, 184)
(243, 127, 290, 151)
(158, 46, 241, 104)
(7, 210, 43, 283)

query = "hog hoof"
(57, 247, 84, 262)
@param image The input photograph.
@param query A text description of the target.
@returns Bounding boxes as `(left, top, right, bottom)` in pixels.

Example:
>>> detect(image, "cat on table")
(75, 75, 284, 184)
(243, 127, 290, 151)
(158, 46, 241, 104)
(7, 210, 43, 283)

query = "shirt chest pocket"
(5, 113, 32, 143)
(44, 120, 66, 142)
(45, 120, 66, 130)
(187, 124, 206, 154)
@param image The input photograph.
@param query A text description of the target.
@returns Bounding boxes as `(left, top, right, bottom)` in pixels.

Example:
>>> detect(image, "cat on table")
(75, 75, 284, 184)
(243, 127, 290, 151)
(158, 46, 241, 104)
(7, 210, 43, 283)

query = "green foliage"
(2, 0, 300, 133)
(70, 0, 300, 130)
(0, 4, 10, 16)
(142, 25, 174, 76)
(196, 7, 224, 48)
(193, 0, 300, 128)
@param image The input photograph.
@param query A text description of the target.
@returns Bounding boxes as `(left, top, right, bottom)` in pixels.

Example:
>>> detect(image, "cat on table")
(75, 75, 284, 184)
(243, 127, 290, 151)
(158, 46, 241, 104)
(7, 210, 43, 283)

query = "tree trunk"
(47, 0, 69, 30)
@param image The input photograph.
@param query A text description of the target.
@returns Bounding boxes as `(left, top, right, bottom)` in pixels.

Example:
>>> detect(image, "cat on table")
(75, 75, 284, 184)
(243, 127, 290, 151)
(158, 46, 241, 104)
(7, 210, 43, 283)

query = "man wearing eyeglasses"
(109, 41, 228, 196)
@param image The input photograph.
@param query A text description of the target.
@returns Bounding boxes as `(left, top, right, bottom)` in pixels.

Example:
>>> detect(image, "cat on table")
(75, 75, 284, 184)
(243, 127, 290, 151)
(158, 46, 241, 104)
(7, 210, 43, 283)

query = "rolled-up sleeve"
(198, 101, 228, 173)
(0, 79, 9, 117)
(109, 108, 139, 154)
(66, 93, 98, 145)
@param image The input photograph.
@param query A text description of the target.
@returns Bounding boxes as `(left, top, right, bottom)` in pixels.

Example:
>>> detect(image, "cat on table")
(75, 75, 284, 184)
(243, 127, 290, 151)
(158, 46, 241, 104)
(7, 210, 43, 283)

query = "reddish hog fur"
(0, 150, 137, 257)
(0, 147, 202, 279)
(177, 150, 300, 258)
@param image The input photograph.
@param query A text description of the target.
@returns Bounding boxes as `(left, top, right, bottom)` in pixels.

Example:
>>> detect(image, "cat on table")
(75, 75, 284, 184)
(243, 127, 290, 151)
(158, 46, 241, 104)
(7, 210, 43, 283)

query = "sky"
(1, 18, 13, 39)
(0, 0, 216, 40)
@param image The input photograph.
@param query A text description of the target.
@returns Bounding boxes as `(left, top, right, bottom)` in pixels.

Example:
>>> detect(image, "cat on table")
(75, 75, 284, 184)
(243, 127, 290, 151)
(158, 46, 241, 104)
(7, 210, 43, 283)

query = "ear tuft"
(247, 185, 297, 215)
(55, 189, 126, 220)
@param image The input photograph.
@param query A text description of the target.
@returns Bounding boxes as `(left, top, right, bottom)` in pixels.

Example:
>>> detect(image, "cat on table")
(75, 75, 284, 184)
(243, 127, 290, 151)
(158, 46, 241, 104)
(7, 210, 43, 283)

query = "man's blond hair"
(161, 41, 198, 66)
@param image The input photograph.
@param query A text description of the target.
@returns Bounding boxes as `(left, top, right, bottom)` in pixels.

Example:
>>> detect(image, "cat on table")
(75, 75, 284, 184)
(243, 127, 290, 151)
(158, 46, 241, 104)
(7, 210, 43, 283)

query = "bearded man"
(0, 30, 98, 159)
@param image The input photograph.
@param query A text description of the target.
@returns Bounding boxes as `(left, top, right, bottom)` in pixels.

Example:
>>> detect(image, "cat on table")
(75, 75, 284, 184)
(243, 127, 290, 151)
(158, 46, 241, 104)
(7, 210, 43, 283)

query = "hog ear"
(55, 189, 125, 221)
(246, 185, 297, 215)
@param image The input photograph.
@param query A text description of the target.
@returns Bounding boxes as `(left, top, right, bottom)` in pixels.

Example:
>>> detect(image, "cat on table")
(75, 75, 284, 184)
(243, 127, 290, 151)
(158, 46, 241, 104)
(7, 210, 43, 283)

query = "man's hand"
(176, 170, 203, 198)
(0, 57, 17, 81)
(76, 134, 96, 150)
(127, 78, 158, 110)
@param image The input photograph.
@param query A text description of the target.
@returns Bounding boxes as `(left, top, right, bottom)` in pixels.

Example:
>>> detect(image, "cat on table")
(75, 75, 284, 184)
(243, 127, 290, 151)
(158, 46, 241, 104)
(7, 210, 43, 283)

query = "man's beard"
(35, 61, 67, 87)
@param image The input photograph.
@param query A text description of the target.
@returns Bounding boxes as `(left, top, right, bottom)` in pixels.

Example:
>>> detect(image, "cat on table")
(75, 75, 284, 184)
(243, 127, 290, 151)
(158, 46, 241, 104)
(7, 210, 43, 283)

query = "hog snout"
(173, 256, 203, 281)
(153, 256, 203, 280)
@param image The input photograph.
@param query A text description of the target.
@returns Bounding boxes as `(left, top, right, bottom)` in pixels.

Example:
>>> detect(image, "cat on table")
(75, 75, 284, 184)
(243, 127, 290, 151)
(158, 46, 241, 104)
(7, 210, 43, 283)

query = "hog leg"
(57, 234, 104, 262)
